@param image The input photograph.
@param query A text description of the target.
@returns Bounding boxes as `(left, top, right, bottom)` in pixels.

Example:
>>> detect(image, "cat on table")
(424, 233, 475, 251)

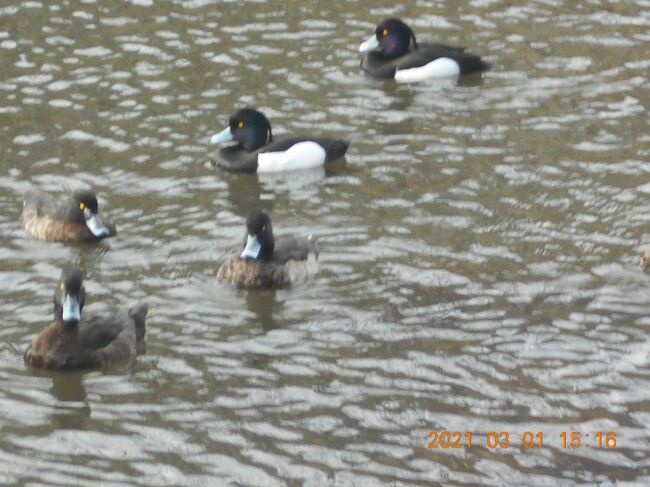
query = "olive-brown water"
(1, 1, 649, 485)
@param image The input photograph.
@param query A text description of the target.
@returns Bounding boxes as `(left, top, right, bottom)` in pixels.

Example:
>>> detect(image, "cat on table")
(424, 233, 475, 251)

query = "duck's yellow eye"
(238, 121, 245, 129)
(79, 202, 85, 210)
(60, 283, 65, 292)
(261, 225, 266, 232)
(382, 28, 389, 37)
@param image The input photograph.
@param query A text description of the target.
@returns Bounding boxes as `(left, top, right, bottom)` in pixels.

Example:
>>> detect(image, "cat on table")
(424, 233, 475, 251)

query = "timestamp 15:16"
(561, 432, 617, 449)
(427, 431, 619, 449)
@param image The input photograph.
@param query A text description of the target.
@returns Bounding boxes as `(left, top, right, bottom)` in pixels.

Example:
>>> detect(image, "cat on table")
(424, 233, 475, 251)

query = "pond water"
(1, 0, 649, 485)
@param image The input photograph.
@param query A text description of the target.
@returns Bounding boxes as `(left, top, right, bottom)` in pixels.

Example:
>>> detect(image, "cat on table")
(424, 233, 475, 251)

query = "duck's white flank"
(257, 141, 326, 173)
(394, 57, 460, 83)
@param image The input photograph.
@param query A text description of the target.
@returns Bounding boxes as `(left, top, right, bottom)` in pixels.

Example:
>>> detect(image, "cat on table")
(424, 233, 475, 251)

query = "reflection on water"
(48, 372, 92, 430)
(1, 0, 650, 485)
(245, 289, 283, 333)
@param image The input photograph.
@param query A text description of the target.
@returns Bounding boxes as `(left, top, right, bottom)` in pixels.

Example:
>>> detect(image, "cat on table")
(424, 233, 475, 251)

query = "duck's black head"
(210, 108, 273, 152)
(69, 191, 111, 238)
(53, 266, 86, 327)
(240, 207, 274, 261)
(359, 18, 418, 59)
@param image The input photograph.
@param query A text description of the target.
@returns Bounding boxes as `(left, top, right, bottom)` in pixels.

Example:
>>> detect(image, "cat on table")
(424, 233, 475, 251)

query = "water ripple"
(0, 0, 649, 485)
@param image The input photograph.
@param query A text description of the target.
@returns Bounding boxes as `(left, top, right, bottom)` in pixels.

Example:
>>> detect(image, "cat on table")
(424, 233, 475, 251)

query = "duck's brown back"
(21, 204, 93, 243)
(21, 191, 116, 243)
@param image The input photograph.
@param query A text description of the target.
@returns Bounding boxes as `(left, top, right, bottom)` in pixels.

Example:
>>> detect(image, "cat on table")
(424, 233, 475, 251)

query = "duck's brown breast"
(23, 315, 144, 370)
(24, 321, 99, 370)
(217, 257, 290, 289)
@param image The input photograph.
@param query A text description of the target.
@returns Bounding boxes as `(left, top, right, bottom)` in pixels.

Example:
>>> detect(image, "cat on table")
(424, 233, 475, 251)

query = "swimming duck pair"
(208, 18, 489, 173)
(22, 190, 315, 289)
(21, 191, 147, 369)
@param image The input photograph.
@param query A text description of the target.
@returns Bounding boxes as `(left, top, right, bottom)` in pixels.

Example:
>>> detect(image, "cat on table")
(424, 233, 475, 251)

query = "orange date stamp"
(427, 431, 618, 449)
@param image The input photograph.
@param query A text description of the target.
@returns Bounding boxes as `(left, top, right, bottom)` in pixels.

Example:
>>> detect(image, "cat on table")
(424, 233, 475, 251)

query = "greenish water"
(1, 1, 649, 485)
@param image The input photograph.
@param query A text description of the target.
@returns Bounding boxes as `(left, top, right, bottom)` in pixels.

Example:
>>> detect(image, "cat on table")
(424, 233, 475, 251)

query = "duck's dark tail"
(458, 54, 490, 75)
(22, 190, 48, 215)
(129, 303, 149, 343)
(324, 140, 349, 163)
(307, 234, 319, 258)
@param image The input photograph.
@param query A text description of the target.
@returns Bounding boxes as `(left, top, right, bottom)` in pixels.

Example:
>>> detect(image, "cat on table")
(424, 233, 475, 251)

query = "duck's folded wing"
(80, 312, 138, 364)
(273, 237, 317, 264)
(397, 44, 488, 74)
(79, 313, 127, 350)
(95, 327, 136, 364)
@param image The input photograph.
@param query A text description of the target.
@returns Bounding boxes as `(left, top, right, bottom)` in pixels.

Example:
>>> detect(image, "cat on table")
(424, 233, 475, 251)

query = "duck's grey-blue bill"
(210, 127, 234, 145)
(85, 210, 110, 237)
(241, 234, 261, 260)
(62, 294, 81, 322)
(359, 35, 379, 53)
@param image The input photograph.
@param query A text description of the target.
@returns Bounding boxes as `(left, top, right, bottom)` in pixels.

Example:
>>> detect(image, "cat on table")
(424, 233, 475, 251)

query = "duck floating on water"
(217, 208, 318, 289)
(24, 266, 148, 370)
(210, 108, 348, 173)
(359, 18, 489, 82)
(22, 189, 116, 243)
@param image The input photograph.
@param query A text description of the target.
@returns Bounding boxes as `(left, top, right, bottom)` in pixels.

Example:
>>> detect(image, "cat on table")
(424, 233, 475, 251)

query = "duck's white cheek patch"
(257, 141, 326, 173)
(395, 57, 460, 83)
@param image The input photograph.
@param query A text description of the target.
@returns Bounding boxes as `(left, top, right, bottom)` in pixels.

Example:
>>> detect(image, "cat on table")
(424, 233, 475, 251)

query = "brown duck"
(24, 266, 148, 370)
(22, 189, 116, 243)
(217, 208, 318, 289)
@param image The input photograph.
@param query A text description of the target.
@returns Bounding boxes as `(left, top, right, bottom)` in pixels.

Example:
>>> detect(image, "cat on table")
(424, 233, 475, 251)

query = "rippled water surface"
(1, 0, 650, 485)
